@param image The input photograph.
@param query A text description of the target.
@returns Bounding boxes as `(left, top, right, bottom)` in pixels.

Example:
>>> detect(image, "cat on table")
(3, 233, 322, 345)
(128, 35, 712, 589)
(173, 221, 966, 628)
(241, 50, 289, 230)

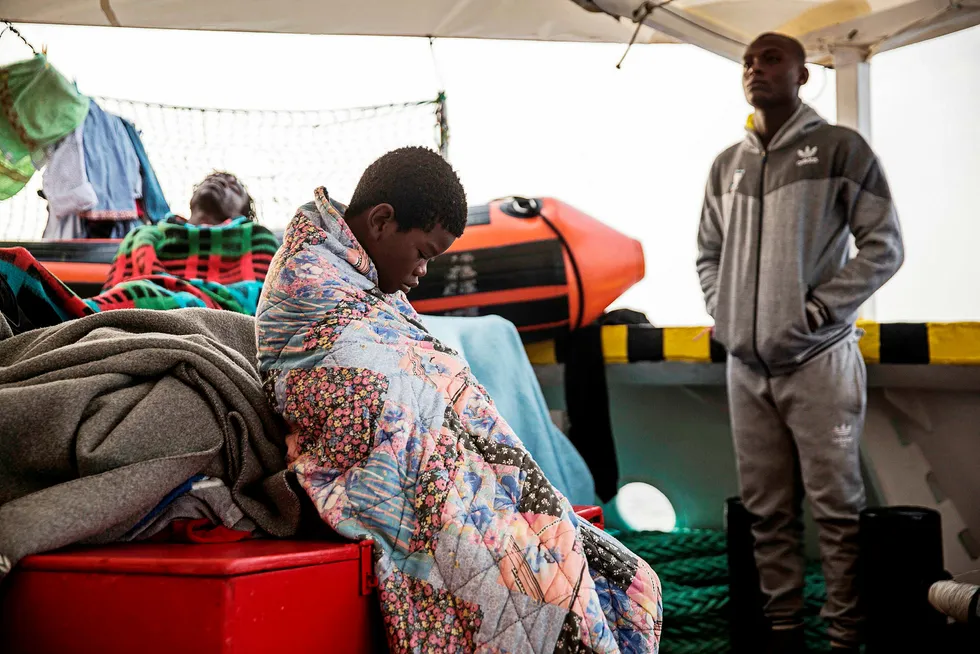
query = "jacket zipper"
(752, 151, 771, 377)
(793, 327, 851, 365)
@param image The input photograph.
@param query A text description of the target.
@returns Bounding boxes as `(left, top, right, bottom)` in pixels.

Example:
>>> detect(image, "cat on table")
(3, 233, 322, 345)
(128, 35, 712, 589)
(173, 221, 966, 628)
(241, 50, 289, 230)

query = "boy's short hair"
(347, 147, 467, 237)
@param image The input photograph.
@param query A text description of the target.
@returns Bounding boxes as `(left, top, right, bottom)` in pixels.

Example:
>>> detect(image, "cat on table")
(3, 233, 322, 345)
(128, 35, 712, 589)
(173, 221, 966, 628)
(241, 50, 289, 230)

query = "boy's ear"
(366, 203, 396, 237)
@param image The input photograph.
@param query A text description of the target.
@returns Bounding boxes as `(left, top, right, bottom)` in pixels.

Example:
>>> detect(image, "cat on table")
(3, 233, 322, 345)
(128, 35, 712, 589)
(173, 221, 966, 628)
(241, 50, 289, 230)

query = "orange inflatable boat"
(410, 197, 645, 340)
(0, 197, 644, 340)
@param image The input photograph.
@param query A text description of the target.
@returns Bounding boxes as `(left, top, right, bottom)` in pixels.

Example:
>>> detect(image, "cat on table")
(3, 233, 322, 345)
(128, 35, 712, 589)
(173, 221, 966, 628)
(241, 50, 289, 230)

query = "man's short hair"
(752, 32, 807, 65)
(191, 171, 256, 221)
(347, 146, 468, 238)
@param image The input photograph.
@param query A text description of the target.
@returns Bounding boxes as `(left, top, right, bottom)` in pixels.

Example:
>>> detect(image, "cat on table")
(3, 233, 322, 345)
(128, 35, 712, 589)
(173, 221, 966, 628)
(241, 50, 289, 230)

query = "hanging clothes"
(42, 212, 142, 240)
(41, 211, 84, 239)
(76, 100, 141, 222)
(120, 118, 170, 223)
(42, 100, 144, 239)
(0, 55, 90, 200)
(41, 126, 97, 219)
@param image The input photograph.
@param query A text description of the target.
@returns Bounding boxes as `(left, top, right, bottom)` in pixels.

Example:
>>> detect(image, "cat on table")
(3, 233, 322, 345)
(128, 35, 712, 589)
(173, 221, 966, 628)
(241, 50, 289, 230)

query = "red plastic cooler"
(0, 507, 604, 653)
(0, 539, 384, 654)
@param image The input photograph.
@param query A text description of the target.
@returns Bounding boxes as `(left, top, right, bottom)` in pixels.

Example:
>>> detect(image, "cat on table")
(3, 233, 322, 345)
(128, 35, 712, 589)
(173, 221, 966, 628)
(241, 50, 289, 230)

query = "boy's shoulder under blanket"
(0, 220, 280, 327)
(89, 218, 280, 314)
(103, 218, 279, 288)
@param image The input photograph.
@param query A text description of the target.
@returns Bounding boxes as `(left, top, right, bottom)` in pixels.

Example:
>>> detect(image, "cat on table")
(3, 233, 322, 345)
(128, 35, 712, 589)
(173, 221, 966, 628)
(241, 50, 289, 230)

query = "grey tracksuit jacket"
(697, 104, 904, 376)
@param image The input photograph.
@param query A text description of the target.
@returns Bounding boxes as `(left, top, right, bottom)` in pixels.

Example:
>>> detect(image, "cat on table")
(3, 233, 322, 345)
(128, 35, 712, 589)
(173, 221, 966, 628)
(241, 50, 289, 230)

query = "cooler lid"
(17, 539, 364, 577)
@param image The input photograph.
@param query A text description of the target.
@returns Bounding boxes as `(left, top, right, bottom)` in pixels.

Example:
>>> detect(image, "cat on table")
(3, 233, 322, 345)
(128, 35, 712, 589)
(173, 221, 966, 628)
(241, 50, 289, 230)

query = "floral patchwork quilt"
(256, 187, 663, 653)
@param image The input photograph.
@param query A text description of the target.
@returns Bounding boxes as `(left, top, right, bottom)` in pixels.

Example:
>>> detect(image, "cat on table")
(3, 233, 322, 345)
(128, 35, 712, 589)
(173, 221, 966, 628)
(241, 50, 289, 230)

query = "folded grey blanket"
(0, 308, 302, 579)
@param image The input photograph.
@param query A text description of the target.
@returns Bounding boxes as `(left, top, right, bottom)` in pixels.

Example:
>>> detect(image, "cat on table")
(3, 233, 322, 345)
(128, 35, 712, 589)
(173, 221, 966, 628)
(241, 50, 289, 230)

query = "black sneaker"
(766, 626, 807, 654)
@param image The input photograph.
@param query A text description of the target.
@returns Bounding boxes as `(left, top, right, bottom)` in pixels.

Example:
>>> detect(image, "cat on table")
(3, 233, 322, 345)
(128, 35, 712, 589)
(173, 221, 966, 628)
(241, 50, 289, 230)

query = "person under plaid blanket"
(0, 172, 279, 334)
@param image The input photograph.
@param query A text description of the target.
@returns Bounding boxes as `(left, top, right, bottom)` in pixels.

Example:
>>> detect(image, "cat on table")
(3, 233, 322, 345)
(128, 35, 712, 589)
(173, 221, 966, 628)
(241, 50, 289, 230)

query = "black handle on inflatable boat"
(500, 197, 542, 218)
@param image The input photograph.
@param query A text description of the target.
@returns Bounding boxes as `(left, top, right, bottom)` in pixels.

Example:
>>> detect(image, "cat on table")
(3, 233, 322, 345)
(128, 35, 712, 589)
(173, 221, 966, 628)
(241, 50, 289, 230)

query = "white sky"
(1, 23, 978, 325)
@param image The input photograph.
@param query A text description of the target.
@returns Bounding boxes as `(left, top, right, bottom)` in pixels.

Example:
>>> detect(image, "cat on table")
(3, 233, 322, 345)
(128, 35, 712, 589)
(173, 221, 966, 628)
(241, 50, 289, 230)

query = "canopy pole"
(834, 47, 872, 139)
(834, 46, 876, 321)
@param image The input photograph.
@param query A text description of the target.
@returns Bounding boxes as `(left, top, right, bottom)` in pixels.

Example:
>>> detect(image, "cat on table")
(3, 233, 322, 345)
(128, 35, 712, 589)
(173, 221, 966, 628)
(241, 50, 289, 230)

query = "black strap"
(558, 325, 619, 501)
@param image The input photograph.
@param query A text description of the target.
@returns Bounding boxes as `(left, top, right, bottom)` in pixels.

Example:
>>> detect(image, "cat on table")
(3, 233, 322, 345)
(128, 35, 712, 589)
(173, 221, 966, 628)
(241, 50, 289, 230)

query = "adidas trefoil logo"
(796, 145, 819, 166)
(730, 168, 745, 192)
(832, 423, 853, 446)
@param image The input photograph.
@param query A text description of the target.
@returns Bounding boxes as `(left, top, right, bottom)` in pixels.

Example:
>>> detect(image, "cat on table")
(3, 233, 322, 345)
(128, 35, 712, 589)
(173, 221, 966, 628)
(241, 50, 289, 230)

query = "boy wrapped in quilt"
(256, 147, 663, 653)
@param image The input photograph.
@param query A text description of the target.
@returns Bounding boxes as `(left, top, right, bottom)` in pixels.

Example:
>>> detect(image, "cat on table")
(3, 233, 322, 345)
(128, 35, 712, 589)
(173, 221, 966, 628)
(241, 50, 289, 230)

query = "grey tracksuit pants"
(727, 337, 867, 645)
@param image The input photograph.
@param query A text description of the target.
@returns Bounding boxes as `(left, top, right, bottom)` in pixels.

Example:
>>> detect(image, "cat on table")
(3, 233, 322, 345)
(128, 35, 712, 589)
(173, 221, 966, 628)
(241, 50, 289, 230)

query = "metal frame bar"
(594, 0, 980, 64)
(834, 47, 872, 139)
(804, 0, 980, 61)
(834, 47, 876, 319)
(593, 0, 747, 60)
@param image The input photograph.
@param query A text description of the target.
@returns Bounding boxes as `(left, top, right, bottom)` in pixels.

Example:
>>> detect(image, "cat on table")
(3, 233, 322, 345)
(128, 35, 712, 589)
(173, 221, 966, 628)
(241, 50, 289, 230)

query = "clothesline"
(1, 21, 37, 56)
(0, 48, 449, 240)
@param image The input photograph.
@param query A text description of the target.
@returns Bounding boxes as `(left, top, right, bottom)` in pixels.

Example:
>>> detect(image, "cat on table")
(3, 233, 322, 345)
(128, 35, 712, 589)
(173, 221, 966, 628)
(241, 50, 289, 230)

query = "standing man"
(697, 33, 904, 653)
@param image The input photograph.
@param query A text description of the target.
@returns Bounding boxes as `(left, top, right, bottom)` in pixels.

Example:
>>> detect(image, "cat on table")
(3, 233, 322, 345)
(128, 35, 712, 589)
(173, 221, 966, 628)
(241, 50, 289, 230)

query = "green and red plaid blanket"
(89, 217, 279, 314)
(0, 246, 93, 333)
(0, 218, 280, 333)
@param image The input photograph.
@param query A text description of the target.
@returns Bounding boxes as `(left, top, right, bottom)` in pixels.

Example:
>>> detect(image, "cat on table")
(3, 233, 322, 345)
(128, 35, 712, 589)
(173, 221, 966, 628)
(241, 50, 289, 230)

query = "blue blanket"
(423, 314, 596, 506)
(120, 119, 171, 222)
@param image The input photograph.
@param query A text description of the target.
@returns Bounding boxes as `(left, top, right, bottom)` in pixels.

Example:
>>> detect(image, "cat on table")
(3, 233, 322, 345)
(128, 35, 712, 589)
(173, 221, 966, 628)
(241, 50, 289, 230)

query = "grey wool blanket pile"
(0, 308, 302, 579)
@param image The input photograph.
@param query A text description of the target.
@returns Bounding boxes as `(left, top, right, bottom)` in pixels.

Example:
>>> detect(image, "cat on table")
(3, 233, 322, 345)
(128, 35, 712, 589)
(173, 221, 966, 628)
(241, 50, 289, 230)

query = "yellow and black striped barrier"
(525, 321, 980, 366)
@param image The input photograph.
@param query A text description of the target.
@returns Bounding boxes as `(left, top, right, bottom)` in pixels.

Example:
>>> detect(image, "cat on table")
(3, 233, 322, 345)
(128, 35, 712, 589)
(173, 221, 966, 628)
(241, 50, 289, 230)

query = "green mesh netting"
(612, 529, 831, 653)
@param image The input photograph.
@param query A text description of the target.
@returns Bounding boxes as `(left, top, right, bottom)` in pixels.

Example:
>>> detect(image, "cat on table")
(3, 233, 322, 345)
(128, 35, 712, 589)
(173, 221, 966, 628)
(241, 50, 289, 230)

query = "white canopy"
(5, 0, 979, 62)
(2, 0, 671, 46)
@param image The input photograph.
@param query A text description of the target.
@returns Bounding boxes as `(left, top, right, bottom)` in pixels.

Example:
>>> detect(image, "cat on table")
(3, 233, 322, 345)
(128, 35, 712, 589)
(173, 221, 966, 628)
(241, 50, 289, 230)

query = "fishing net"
(0, 94, 449, 240)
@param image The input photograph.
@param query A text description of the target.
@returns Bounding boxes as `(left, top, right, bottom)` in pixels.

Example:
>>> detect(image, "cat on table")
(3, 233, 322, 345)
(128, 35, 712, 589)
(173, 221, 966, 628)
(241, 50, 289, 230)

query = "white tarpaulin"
(1, 0, 671, 45)
(5, 0, 980, 60)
